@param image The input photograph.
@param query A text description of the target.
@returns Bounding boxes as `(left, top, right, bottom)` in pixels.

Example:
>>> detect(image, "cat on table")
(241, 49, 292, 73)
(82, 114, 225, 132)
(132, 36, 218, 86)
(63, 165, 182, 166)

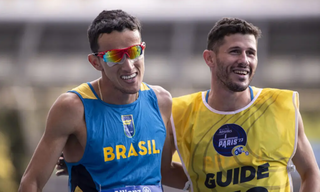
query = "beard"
(215, 58, 252, 92)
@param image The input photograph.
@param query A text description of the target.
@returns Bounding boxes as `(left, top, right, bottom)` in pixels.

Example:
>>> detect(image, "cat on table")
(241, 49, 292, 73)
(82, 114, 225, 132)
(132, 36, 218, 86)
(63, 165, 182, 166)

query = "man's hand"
(55, 153, 68, 176)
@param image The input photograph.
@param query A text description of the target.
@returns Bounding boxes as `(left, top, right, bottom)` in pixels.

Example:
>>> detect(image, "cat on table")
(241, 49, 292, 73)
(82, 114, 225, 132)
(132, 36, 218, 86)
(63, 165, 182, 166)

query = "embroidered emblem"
(121, 115, 135, 138)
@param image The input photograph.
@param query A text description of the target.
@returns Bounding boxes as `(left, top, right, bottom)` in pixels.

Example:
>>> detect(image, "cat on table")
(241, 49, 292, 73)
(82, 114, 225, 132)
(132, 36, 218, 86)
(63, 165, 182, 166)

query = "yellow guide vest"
(171, 87, 298, 192)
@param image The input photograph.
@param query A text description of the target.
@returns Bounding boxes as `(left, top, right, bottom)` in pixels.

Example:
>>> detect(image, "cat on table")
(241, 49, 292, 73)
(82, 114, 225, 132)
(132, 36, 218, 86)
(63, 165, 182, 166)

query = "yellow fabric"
(71, 82, 150, 99)
(172, 151, 181, 162)
(140, 82, 150, 91)
(172, 87, 297, 192)
(72, 83, 97, 99)
(74, 186, 83, 192)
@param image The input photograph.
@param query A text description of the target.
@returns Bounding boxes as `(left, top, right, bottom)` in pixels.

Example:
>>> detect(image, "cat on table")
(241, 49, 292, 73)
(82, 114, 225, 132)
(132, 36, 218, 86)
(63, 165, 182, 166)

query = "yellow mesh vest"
(172, 87, 298, 192)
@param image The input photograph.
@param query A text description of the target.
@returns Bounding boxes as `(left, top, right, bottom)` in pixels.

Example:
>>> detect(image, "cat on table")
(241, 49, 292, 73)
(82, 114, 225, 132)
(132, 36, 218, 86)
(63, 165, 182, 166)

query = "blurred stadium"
(0, 0, 319, 192)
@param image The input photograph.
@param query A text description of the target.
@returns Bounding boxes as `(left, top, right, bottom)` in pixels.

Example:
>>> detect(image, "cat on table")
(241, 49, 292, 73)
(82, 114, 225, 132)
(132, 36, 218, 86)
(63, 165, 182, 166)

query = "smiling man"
(169, 18, 320, 192)
(18, 10, 186, 192)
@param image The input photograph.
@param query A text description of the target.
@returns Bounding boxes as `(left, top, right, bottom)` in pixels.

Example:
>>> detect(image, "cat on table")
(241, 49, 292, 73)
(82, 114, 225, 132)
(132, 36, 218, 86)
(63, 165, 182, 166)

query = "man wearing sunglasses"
(18, 10, 186, 192)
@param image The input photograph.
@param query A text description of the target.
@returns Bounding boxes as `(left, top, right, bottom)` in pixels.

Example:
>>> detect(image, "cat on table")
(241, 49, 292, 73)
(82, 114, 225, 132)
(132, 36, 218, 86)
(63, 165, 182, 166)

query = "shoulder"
(171, 91, 203, 121)
(173, 91, 203, 107)
(255, 87, 299, 111)
(148, 85, 172, 120)
(53, 92, 83, 112)
(148, 84, 172, 105)
(258, 87, 297, 95)
(257, 87, 298, 102)
(47, 92, 84, 134)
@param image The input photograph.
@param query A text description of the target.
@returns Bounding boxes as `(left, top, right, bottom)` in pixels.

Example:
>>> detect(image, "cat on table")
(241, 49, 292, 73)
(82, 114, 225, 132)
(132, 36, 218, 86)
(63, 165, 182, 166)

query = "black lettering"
(217, 169, 232, 187)
(247, 186, 268, 192)
(207, 163, 270, 190)
(233, 167, 240, 184)
(240, 166, 255, 183)
(257, 163, 270, 180)
(205, 173, 216, 188)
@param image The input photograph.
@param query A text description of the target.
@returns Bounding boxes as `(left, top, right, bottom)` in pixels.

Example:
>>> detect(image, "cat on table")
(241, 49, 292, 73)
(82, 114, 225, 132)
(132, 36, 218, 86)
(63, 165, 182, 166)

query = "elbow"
(18, 176, 30, 192)
(299, 169, 320, 190)
(18, 175, 40, 192)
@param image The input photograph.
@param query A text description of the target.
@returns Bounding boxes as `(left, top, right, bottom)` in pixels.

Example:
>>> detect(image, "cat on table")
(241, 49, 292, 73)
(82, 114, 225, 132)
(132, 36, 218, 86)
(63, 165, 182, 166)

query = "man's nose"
(238, 52, 250, 65)
(121, 54, 135, 70)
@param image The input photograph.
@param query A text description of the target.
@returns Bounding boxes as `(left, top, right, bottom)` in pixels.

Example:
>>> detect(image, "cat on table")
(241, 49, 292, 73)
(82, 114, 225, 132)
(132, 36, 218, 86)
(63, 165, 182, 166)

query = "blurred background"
(0, 0, 319, 191)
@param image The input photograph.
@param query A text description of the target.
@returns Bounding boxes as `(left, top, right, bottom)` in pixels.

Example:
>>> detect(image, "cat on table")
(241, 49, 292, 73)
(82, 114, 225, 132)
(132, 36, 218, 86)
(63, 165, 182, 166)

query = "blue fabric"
(101, 185, 162, 192)
(65, 82, 166, 191)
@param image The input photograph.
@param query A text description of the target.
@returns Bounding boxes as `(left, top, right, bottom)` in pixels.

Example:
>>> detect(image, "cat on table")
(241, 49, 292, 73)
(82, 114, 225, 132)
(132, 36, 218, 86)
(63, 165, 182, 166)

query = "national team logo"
(213, 124, 249, 157)
(121, 115, 135, 138)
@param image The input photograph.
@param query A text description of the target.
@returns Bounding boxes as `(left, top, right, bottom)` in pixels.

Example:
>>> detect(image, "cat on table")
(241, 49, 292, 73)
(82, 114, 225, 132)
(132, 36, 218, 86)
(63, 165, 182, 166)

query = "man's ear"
(203, 49, 216, 68)
(88, 54, 104, 71)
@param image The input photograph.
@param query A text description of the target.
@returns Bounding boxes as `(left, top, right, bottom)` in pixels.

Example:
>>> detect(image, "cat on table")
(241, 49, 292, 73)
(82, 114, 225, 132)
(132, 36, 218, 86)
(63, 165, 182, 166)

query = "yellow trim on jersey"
(172, 87, 298, 192)
(140, 82, 150, 91)
(72, 83, 97, 99)
(71, 82, 150, 100)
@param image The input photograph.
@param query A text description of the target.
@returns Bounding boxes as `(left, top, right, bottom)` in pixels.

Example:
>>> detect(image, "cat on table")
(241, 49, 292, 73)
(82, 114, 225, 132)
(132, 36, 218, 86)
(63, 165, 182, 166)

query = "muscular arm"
(161, 119, 188, 189)
(18, 93, 83, 191)
(150, 85, 188, 189)
(292, 111, 320, 192)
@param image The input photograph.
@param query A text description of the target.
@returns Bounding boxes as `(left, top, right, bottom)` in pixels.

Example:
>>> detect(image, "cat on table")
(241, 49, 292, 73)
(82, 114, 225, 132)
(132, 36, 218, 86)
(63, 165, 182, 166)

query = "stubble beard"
(114, 84, 140, 95)
(216, 59, 251, 92)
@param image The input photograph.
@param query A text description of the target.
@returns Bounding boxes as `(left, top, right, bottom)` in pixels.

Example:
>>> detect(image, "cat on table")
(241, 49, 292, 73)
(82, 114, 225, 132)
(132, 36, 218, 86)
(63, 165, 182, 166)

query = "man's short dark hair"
(207, 18, 262, 51)
(88, 10, 142, 53)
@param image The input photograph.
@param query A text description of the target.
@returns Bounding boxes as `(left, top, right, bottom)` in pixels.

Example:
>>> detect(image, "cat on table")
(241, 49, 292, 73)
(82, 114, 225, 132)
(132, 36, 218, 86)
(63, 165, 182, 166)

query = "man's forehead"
(222, 34, 257, 49)
(97, 30, 141, 51)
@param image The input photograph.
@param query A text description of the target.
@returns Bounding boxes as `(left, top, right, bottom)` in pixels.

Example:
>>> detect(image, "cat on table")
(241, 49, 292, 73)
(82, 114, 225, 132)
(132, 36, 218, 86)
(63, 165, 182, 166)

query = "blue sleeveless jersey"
(65, 82, 166, 192)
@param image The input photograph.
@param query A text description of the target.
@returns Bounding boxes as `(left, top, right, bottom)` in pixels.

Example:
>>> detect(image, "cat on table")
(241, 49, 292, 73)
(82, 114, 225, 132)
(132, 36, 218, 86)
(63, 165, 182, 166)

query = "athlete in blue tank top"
(18, 10, 187, 192)
(65, 82, 166, 191)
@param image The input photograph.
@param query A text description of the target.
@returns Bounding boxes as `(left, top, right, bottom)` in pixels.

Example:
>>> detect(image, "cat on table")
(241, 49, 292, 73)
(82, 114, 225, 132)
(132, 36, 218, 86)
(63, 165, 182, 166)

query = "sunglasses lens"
(127, 45, 142, 60)
(104, 50, 124, 63)
(101, 44, 144, 65)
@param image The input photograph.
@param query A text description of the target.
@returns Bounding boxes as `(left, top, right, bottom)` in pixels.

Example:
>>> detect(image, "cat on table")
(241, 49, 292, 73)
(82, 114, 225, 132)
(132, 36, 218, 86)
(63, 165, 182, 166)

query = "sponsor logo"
(213, 124, 249, 157)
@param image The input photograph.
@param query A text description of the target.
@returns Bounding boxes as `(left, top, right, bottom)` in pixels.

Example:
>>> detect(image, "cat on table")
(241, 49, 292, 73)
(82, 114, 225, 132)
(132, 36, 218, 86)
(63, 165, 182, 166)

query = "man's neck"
(97, 78, 139, 105)
(207, 87, 252, 112)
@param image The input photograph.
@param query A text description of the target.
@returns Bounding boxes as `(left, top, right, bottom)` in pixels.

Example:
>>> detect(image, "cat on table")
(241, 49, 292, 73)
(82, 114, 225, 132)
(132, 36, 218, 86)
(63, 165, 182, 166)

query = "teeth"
(234, 70, 248, 75)
(121, 73, 137, 80)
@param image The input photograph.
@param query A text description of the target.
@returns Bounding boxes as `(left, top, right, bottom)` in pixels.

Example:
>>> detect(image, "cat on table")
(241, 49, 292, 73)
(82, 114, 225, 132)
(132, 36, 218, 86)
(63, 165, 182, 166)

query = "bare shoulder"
(148, 85, 172, 123)
(51, 92, 83, 117)
(46, 92, 84, 135)
(148, 85, 172, 106)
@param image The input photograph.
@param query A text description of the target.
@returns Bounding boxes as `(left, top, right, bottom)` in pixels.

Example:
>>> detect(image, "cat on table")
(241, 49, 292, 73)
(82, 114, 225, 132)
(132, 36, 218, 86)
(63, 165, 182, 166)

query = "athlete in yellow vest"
(168, 18, 320, 192)
(172, 87, 298, 192)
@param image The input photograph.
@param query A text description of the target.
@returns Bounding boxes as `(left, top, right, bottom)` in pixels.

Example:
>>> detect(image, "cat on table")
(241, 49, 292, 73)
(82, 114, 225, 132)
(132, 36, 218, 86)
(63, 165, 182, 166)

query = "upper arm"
(292, 111, 320, 181)
(150, 85, 172, 124)
(152, 88, 188, 188)
(161, 118, 177, 170)
(148, 85, 175, 166)
(19, 92, 83, 190)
